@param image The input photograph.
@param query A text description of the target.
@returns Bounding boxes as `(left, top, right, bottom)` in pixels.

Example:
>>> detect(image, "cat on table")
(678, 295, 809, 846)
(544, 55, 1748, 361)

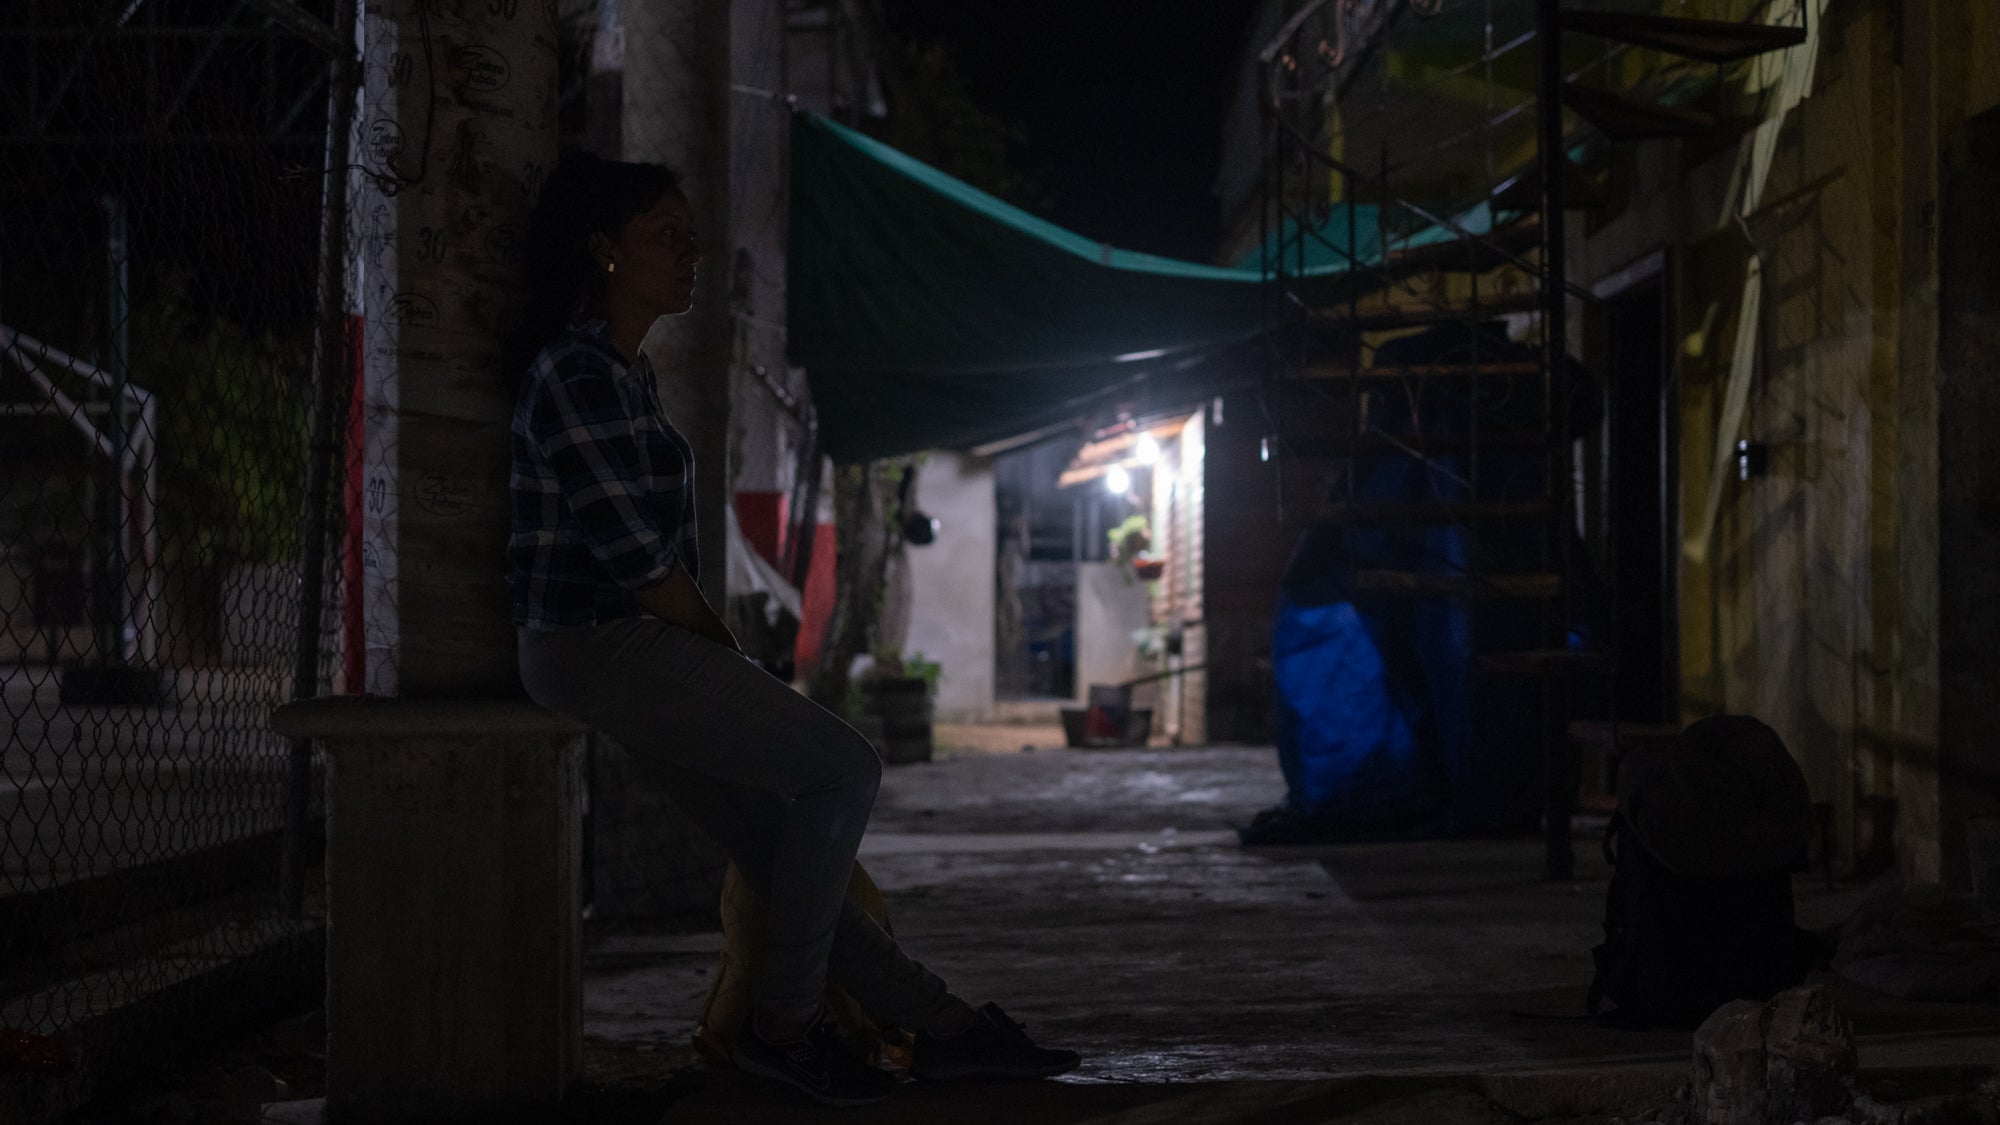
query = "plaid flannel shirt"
(509, 317, 701, 628)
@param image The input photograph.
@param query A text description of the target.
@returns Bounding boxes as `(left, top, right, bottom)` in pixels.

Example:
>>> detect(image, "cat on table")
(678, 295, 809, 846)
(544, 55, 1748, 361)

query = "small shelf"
(1559, 11, 1808, 64)
(1562, 83, 1719, 140)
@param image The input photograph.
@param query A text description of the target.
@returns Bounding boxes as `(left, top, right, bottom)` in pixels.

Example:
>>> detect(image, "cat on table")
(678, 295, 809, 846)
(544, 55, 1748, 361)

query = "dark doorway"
(1937, 104, 2000, 886)
(1602, 273, 1676, 723)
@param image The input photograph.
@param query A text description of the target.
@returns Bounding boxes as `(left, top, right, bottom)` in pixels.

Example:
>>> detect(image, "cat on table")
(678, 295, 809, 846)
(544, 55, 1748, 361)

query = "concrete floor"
(580, 744, 2000, 1124)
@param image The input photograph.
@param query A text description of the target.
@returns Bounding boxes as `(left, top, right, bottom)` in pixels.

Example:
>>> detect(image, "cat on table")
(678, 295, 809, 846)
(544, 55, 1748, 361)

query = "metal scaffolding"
(1255, 0, 1806, 875)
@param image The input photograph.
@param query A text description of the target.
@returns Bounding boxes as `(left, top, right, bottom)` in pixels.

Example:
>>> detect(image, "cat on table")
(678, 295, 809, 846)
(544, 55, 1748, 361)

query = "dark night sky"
(883, 2, 1261, 263)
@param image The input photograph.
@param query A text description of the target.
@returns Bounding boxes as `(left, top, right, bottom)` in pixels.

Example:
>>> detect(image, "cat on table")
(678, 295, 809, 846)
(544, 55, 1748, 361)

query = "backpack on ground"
(1587, 715, 1817, 1029)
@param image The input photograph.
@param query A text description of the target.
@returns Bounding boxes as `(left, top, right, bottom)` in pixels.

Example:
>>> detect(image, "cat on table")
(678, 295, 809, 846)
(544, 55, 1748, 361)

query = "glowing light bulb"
(1105, 464, 1131, 495)
(1136, 433, 1160, 464)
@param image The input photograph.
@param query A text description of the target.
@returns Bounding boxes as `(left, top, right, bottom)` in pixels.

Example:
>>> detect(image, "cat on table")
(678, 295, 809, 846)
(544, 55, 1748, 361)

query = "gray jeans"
(518, 617, 953, 1026)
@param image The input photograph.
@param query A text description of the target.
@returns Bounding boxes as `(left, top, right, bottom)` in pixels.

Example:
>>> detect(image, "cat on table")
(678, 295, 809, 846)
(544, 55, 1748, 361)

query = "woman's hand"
(710, 623, 745, 655)
(634, 564, 740, 653)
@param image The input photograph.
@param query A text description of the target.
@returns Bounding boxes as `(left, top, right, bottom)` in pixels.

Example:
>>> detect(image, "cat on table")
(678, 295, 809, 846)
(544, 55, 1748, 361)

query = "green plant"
(1133, 624, 1172, 663)
(870, 644, 943, 696)
(1107, 514, 1151, 565)
(810, 459, 909, 714)
(135, 269, 311, 571)
(901, 649, 943, 696)
(842, 678, 866, 725)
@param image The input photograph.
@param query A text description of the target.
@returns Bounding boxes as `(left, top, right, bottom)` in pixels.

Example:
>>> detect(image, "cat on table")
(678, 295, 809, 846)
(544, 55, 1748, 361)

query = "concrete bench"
(271, 697, 588, 1123)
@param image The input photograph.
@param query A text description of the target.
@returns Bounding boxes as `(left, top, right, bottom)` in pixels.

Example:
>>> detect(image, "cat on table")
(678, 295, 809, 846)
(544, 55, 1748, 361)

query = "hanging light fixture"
(1105, 464, 1131, 495)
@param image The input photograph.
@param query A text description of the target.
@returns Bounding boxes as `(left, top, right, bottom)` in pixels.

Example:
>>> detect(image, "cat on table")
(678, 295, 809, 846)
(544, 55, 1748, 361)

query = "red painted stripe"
(733, 491, 788, 570)
(795, 523, 837, 675)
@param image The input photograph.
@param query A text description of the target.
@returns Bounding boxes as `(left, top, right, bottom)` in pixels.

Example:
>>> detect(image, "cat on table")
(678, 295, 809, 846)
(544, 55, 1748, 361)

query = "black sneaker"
(910, 1003, 1081, 1081)
(732, 1014, 899, 1107)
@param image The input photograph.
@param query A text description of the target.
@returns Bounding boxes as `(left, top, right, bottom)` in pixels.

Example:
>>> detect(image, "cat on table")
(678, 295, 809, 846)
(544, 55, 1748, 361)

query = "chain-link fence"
(0, 0, 352, 1100)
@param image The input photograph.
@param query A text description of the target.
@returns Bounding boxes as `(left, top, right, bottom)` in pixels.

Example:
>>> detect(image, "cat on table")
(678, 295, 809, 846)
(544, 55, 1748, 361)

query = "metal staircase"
(1256, 0, 1807, 876)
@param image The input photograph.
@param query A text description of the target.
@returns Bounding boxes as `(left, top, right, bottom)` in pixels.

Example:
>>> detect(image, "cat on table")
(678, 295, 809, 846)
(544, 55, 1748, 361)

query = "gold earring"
(607, 261, 616, 274)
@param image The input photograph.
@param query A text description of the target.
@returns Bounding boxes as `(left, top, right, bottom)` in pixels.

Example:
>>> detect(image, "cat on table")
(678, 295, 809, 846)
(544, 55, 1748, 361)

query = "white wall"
(1075, 561, 1148, 699)
(902, 452, 997, 721)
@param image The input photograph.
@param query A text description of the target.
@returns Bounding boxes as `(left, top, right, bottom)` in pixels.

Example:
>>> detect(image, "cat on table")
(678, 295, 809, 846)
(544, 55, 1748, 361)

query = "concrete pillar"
(622, 0, 732, 607)
(274, 700, 585, 1122)
(354, 0, 558, 696)
(279, 4, 577, 1121)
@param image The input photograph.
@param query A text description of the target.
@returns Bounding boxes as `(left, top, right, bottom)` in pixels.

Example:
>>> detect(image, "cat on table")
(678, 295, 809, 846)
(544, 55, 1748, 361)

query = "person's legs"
(520, 621, 1077, 1085)
(655, 744, 1080, 1083)
(520, 619, 878, 1029)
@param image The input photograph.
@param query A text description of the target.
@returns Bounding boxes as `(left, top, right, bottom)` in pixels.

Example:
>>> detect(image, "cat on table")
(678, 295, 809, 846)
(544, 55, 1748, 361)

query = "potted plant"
(1107, 514, 1163, 580)
(858, 647, 940, 765)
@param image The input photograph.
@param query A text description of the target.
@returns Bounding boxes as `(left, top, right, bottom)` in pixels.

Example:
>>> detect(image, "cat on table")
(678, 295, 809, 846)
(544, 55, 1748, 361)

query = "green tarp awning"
(1237, 200, 1501, 273)
(787, 113, 1354, 462)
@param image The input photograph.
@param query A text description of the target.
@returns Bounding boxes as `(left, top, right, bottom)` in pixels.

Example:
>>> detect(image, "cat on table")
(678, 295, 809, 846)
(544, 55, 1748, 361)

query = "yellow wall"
(1576, 0, 1988, 879)
(1631, 0, 2000, 883)
(1228, 0, 1998, 879)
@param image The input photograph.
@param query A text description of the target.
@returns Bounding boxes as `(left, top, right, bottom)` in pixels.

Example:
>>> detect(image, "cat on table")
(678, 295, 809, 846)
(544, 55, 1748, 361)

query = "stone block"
(1690, 986, 1865, 1125)
(1692, 999, 1768, 1125)
(1763, 985, 1856, 1122)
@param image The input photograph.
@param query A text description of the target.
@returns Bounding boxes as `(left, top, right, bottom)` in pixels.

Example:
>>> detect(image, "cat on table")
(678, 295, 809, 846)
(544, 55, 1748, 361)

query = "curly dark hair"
(510, 150, 682, 381)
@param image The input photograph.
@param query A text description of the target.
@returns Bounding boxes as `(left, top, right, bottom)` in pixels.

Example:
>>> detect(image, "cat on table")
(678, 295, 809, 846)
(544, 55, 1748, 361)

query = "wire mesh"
(0, 0, 347, 1077)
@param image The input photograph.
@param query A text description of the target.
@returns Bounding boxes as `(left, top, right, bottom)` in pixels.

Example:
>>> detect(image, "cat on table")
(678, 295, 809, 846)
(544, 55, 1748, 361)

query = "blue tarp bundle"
(1268, 323, 1551, 838)
(1271, 598, 1439, 834)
